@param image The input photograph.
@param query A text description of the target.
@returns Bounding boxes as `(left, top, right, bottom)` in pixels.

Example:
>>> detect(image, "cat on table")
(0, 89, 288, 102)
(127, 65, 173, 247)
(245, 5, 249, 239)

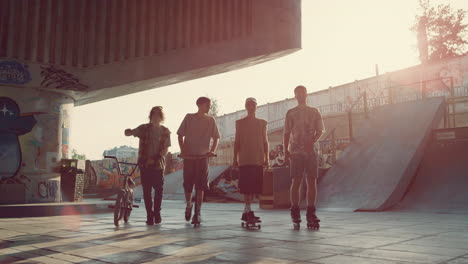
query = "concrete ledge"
(0, 199, 113, 218)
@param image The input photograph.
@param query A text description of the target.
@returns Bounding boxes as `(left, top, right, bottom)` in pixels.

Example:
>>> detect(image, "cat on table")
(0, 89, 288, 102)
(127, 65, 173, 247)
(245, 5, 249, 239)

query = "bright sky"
(71, 0, 468, 160)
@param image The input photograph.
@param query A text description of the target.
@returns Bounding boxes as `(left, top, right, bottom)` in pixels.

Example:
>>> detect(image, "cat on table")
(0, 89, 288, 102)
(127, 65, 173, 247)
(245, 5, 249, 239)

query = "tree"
(413, 0, 468, 63)
(209, 97, 220, 117)
(71, 149, 86, 160)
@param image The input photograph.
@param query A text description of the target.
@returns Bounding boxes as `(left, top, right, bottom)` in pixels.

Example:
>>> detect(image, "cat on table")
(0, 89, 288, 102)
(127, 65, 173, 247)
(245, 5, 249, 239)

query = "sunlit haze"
(71, 0, 468, 160)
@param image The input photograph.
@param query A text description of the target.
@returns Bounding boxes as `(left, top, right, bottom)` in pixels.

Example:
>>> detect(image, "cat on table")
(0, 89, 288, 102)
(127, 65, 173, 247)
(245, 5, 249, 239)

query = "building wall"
(216, 55, 468, 139)
(214, 55, 468, 166)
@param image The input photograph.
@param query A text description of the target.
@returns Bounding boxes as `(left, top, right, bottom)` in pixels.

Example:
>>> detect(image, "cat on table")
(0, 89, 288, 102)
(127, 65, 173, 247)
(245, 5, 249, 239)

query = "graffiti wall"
(0, 59, 90, 204)
(0, 87, 73, 203)
(89, 158, 141, 191)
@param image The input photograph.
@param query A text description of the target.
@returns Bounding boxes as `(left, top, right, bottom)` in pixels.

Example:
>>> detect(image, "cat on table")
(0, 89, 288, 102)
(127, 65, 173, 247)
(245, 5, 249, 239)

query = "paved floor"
(1, 200, 468, 264)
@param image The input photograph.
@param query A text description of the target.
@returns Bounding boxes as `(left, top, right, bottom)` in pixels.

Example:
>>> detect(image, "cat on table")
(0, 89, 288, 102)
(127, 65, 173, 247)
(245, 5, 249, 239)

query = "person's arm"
(314, 109, 325, 142)
(160, 129, 171, 157)
(125, 125, 144, 137)
(178, 135, 185, 155)
(263, 121, 269, 167)
(233, 121, 240, 166)
(177, 115, 188, 154)
(210, 138, 219, 154)
(283, 111, 291, 161)
(209, 117, 221, 155)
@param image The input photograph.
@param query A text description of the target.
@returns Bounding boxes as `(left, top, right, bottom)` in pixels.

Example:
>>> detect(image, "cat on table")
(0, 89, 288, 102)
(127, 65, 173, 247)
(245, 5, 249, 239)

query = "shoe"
(248, 211, 261, 223)
(185, 204, 193, 221)
(241, 212, 249, 221)
(154, 212, 161, 224)
(146, 215, 154, 225)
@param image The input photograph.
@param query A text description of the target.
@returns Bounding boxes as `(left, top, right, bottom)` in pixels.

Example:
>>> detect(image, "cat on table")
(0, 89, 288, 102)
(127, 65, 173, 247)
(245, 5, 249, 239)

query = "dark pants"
(183, 158, 209, 193)
(140, 166, 164, 216)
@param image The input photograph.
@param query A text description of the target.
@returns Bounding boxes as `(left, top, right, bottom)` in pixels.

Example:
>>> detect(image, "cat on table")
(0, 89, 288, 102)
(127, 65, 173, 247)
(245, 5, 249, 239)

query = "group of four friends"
(124, 85, 325, 226)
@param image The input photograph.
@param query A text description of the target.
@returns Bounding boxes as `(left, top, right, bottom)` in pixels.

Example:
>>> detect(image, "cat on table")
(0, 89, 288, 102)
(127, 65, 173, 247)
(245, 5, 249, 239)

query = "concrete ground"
(1, 200, 468, 264)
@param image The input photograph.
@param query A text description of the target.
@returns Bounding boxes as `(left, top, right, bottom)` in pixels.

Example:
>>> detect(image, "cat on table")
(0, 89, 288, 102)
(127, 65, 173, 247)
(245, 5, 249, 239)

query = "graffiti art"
(0, 60, 32, 85)
(269, 144, 286, 167)
(40, 65, 88, 91)
(0, 97, 36, 180)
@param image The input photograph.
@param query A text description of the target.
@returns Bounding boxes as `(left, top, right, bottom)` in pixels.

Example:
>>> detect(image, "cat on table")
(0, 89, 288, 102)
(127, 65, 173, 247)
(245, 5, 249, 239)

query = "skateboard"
(241, 219, 261, 230)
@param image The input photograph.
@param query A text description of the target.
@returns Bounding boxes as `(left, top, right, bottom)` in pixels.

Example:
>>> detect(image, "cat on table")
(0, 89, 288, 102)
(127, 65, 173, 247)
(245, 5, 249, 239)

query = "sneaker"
(248, 211, 261, 223)
(154, 212, 161, 224)
(146, 215, 154, 225)
(241, 212, 249, 221)
(185, 204, 193, 221)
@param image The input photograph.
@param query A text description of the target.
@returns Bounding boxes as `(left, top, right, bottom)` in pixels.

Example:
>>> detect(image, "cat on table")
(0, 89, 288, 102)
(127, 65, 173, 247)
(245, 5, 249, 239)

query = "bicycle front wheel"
(114, 191, 125, 227)
(124, 192, 133, 223)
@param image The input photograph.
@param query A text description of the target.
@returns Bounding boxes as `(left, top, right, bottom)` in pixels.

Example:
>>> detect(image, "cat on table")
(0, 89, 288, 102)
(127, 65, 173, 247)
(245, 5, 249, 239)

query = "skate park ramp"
(317, 97, 446, 212)
(391, 127, 468, 213)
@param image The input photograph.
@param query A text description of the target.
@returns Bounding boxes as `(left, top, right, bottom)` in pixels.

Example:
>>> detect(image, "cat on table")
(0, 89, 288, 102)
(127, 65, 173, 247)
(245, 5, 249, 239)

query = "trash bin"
(60, 159, 85, 202)
(259, 168, 274, 209)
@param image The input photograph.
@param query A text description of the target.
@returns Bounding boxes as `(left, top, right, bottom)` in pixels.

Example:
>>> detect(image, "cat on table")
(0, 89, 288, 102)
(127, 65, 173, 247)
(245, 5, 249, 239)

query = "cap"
(245, 97, 257, 104)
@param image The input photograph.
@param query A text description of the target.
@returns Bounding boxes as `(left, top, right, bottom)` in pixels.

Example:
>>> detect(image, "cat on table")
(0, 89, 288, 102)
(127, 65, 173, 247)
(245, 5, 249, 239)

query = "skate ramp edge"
(391, 127, 468, 213)
(317, 97, 446, 212)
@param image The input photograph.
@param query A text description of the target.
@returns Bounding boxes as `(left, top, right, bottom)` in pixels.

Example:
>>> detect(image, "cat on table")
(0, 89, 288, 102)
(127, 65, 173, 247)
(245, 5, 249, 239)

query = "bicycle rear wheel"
(114, 191, 125, 227)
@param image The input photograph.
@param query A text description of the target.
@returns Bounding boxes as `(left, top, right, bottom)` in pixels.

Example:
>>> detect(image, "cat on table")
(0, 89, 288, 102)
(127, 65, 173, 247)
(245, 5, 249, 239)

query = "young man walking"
(124, 106, 171, 225)
(233, 97, 269, 223)
(283, 85, 325, 228)
(177, 97, 220, 225)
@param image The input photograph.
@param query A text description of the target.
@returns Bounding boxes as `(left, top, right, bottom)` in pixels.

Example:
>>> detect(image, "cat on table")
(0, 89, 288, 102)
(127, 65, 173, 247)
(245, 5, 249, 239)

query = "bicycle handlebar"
(104, 155, 118, 161)
(104, 155, 139, 176)
(104, 156, 138, 165)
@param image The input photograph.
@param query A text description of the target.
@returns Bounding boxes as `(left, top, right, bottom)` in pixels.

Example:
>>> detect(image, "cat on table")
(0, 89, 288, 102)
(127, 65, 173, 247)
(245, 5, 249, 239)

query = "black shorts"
(183, 158, 209, 192)
(239, 165, 263, 194)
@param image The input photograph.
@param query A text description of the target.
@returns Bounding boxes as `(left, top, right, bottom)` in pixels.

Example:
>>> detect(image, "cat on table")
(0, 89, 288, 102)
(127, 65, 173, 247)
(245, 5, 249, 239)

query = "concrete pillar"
(0, 87, 73, 203)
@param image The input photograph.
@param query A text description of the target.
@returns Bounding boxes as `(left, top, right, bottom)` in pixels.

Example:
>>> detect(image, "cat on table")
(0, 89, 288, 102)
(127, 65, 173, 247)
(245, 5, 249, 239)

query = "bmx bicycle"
(105, 156, 140, 227)
(177, 153, 216, 227)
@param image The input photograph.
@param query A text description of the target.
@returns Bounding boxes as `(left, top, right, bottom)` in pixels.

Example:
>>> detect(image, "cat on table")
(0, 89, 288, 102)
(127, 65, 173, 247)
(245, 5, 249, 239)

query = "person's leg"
(290, 156, 304, 207)
(305, 153, 319, 207)
(238, 166, 251, 220)
(140, 167, 154, 225)
(183, 160, 194, 221)
(244, 194, 252, 212)
(305, 153, 319, 221)
(248, 165, 263, 221)
(153, 168, 164, 224)
(193, 158, 209, 222)
(289, 155, 304, 222)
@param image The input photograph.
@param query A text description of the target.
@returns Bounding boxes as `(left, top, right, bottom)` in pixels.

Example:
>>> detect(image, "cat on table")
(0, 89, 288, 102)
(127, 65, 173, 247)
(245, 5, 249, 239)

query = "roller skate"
(241, 211, 261, 230)
(306, 206, 320, 230)
(290, 205, 301, 230)
(191, 206, 201, 227)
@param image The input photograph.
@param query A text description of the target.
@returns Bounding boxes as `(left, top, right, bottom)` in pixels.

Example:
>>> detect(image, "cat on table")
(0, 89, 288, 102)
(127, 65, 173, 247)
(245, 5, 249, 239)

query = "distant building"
(103, 146, 138, 160)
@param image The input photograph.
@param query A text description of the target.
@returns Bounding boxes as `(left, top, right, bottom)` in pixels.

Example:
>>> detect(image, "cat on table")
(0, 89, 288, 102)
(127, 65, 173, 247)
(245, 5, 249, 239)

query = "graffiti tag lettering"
(40, 65, 88, 91)
(0, 61, 32, 85)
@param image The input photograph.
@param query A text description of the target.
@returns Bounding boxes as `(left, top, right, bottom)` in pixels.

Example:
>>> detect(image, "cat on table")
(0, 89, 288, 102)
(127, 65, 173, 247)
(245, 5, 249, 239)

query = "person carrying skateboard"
(177, 97, 220, 225)
(283, 85, 325, 229)
(233, 97, 269, 225)
(124, 106, 171, 225)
